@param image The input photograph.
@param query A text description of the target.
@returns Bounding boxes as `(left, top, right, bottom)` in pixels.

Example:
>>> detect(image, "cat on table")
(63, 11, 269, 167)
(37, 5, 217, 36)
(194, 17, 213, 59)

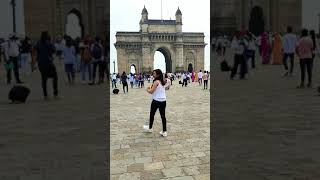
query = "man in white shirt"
(111, 73, 117, 89)
(230, 32, 247, 80)
(198, 70, 203, 85)
(182, 73, 188, 87)
(282, 26, 298, 76)
(3, 34, 23, 84)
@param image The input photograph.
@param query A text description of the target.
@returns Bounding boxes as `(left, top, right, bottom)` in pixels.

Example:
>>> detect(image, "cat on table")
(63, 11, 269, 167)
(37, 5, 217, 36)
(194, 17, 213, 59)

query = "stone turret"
(140, 5, 149, 33)
(175, 7, 182, 32)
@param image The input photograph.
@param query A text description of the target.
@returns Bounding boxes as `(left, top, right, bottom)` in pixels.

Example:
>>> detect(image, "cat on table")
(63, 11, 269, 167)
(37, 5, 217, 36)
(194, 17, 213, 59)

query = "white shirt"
(182, 74, 186, 79)
(282, 33, 298, 53)
(231, 38, 245, 55)
(129, 76, 134, 82)
(111, 74, 116, 80)
(198, 72, 203, 78)
(152, 82, 166, 102)
(248, 40, 256, 51)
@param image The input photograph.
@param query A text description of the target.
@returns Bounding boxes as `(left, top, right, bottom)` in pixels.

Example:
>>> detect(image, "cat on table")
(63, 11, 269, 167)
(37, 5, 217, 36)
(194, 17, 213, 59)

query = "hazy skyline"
(110, 0, 210, 73)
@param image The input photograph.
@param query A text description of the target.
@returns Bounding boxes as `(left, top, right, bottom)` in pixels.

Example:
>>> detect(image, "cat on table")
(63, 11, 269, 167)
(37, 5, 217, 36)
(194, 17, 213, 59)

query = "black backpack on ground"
(9, 86, 31, 103)
(220, 60, 231, 71)
(113, 89, 119, 94)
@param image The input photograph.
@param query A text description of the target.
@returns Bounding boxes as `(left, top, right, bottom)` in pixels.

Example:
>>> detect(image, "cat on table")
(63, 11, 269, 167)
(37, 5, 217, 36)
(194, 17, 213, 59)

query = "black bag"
(179, 80, 182, 84)
(220, 60, 231, 71)
(113, 89, 119, 94)
(9, 86, 30, 103)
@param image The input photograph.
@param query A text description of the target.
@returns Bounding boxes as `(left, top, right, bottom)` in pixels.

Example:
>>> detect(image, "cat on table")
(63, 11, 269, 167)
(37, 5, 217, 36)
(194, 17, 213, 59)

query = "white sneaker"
(143, 125, 152, 133)
(160, 131, 168, 137)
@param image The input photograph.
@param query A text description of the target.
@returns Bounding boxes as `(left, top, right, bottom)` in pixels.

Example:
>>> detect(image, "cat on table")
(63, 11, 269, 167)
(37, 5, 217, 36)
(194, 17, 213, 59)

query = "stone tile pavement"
(110, 79, 210, 180)
(0, 59, 107, 179)
(213, 49, 320, 179)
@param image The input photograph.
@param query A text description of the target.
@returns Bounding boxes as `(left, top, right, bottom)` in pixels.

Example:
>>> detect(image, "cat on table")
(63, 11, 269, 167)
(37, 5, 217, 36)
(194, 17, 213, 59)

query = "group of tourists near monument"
(215, 26, 319, 90)
(0, 32, 108, 99)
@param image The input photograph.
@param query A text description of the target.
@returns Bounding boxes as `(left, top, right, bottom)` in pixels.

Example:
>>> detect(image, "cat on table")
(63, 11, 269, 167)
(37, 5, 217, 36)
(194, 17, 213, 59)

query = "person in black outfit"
(121, 71, 128, 93)
(34, 31, 58, 99)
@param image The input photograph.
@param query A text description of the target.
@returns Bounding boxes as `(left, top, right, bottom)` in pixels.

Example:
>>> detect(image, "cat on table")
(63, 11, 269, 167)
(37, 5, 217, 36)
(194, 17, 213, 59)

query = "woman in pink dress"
(191, 71, 195, 82)
(261, 32, 271, 64)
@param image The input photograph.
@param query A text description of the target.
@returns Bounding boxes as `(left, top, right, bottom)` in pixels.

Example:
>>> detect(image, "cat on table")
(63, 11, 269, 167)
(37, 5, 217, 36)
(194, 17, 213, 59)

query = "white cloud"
(110, 0, 210, 73)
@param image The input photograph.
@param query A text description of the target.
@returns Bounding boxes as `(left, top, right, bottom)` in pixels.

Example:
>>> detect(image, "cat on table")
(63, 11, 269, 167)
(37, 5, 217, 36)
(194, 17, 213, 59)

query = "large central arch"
(114, 7, 206, 73)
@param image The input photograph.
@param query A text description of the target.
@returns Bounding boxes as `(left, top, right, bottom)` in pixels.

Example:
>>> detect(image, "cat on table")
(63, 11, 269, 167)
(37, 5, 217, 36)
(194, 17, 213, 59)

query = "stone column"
(174, 32, 184, 72)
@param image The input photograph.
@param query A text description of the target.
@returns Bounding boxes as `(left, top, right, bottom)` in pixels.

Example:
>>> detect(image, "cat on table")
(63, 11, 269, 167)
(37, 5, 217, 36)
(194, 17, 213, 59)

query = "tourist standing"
(34, 31, 58, 99)
(62, 37, 76, 84)
(230, 31, 247, 80)
(198, 70, 203, 85)
(271, 32, 283, 65)
(296, 29, 314, 88)
(261, 32, 271, 65)
(121, 71, 128, 93)
(310, 30, 317, 60)
(282, 26, 298, 76)
(144, 69, 168, 137)
(245, 33, 257, 68)
(182, 72, 188, 87)
(20, 37, 32, 75)
(80, 38, 92, 84)
(89, 36, 104, 85)
(129, 73, 134, 88)
(3, 34, 23, 84)
(203, 71, 209, 89)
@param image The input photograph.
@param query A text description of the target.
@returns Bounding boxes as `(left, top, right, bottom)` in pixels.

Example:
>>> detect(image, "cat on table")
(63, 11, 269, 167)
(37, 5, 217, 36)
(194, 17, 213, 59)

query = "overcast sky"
(302, 0, 320, 32)
(110, 0, 210, 73)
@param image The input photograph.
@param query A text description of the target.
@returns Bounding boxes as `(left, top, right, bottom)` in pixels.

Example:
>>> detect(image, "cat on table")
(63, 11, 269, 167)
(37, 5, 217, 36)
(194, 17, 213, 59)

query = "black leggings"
(149, 100, 167, 131)
(204, 80, 208, 89)
(299, 58, 313, 85)
(123, 82, 128, 93)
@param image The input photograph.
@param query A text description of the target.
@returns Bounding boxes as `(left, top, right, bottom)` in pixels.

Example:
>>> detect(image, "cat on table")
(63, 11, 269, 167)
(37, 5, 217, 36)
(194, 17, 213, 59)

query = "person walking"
(20, 37, 32, 75)
(271, 32, 283, 65)
(143, 69, 168, 137)
(198, 70, 203, 85)
(34, 31, 58, 99)
(182, 72, 188, 87)
(89, 36, 104, 85)
(230, 31, 247, 80)
(62, 37, 77, 84)
(121, 71, 128, 93)
(3, 34, 23, 84)
(203, 71, 209, 89)
(282, 26, 298, 76)
(111, 73, 117, 89)
(296, 29, 314, 88)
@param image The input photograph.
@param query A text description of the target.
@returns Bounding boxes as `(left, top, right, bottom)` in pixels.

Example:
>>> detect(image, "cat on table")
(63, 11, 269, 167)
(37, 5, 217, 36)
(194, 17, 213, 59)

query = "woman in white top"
(143, 69, 168, 137)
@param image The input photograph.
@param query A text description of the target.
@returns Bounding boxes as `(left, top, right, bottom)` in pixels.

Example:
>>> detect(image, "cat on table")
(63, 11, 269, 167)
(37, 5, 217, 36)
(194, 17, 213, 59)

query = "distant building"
(212, 0, 302, 36)
(24, 0, 107, 40)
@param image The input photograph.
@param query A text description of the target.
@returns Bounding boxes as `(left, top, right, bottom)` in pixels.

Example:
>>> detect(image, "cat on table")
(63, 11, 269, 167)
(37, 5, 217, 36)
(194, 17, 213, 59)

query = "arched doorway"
(249, 6, 265, 36)
(65, 9, 84, 39)
(130, 64, 137, 74)
(153, 47, 172, 73)
(186, 52, 195, 73)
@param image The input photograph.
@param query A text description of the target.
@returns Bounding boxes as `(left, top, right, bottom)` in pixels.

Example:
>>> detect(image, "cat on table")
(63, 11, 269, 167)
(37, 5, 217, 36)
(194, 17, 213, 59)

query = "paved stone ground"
(0, 58, 107, 180)
(213, 49, 320, 180)
(110, 79, 210, 180)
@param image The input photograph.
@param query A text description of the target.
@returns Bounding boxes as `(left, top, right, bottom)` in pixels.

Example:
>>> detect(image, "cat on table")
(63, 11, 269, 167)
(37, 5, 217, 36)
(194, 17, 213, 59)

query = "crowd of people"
(110, 69, 210, 94)
(215, 26, 319, 89)
(0, 32, 108, 99)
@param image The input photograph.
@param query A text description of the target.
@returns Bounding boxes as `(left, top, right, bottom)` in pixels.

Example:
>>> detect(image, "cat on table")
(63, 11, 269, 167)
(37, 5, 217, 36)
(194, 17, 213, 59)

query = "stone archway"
(154, 47, 172, 73)
(114, 7, 206, 74)
(65, 9, 84, 39)
(249, 6, 265, 36)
